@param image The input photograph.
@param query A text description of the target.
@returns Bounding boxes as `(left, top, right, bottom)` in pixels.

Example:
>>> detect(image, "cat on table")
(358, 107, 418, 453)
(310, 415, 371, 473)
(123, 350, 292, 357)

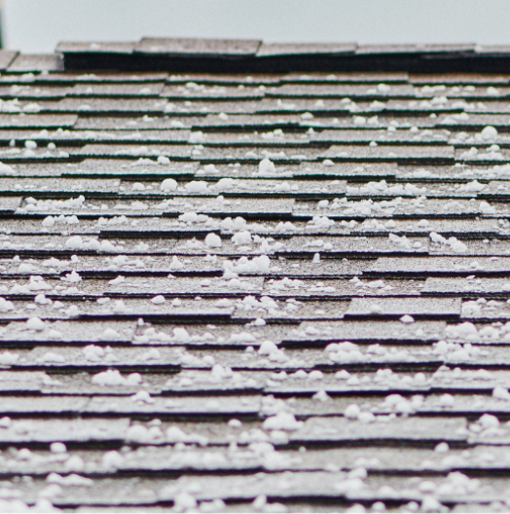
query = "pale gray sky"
(4, 0, 510, 53)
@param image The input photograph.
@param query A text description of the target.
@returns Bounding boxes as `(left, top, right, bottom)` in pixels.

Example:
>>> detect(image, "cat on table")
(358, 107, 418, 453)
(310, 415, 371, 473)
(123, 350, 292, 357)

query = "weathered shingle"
(257, 43, 356, 57)
(135, 38, 262, 56)
(55, 41, 136, 54)
(8, 54, 64, 72)
(0, 51, 19, 70)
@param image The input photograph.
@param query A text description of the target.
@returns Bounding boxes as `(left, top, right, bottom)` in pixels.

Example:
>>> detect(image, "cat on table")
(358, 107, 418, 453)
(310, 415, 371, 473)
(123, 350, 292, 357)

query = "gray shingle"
(0, 85, 70, 99)
(288, 320, 446, 343)
(75, 116, 204, 130)
(356, 45, 422, 54)
(0, 418, 130, 443)
(257, 43, 356, 57)
(346, 297, 462, 317)
(76, 144, 192, 159)
(293, 162, 397, 179)
(105, 276, 265, 296)
(166, 100, 262, 115)
(0, 51, 18, 71)
(52, 98, 170, 114)
(409, 73, 510, 85)
(422, 277, 510, 295)
(368, 256, 510, 275)
(291, 416, 467, 443)
(0, 128, 191, 145)
(135, 38, 261, 56)
(0, 320, 136, 343)
(161, 84, 265, 100)
(321, 145, 455, 164)
(269, 84, 416, 99)
(0, 178, 120, 195)
(312, 129, 449, 145)
(0, 196, 22, 212)
(69, 83, 165, 97)
(84, 395, 260, 416)
(37, 71, 169, 83)
(282, 72, 409, 83)
(8, 54, 64, 72)
(0, 114, 77, 128)
(56, 41, 135, 54)
(167, 73, 282, 85)
(196, 113, 301, 129)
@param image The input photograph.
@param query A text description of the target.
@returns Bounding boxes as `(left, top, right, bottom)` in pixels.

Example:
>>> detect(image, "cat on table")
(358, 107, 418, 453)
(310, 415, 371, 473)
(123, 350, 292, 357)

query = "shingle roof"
(0, 37, 510, 512)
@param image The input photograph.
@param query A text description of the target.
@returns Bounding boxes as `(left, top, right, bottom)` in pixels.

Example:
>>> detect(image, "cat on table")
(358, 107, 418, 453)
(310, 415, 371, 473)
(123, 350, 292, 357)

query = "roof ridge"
(47, 38, 510, 74)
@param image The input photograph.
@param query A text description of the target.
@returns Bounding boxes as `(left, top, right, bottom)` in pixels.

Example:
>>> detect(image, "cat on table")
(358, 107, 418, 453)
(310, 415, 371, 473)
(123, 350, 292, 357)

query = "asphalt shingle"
(0, 38, 510, 514)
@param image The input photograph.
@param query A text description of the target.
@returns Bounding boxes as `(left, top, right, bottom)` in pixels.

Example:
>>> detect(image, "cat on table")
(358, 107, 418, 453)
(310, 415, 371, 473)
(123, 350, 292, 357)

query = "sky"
(4, 0, 510, 53)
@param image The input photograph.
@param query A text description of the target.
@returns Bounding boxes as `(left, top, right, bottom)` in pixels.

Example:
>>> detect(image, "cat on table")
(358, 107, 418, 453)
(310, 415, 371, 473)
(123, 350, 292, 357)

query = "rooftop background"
(4, 0, 510, 53)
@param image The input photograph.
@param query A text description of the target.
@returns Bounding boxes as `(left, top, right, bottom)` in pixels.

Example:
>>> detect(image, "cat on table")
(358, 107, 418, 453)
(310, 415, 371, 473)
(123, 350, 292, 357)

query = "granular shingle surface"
(3, 37, 510, 513)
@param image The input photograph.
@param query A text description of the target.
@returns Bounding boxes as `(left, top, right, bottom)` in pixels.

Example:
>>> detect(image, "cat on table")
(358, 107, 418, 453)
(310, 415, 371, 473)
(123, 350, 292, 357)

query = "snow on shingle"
(0, 40, 509, 511)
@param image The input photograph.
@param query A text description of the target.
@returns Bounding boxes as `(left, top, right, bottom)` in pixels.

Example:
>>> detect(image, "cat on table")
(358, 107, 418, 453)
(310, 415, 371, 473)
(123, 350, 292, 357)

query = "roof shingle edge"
(51, 38, 510, 74)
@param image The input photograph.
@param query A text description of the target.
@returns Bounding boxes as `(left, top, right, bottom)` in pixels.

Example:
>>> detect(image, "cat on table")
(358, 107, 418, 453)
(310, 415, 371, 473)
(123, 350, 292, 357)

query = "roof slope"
(0, 38, 509, 512)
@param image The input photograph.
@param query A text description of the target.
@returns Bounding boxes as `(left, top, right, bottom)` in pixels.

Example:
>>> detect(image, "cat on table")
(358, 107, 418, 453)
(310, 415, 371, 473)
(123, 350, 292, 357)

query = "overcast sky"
(4, 0, 510, 53)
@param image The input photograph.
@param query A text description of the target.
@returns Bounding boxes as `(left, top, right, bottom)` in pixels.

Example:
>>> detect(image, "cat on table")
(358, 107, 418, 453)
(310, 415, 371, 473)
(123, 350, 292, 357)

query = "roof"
(0, 37, 510, 511)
